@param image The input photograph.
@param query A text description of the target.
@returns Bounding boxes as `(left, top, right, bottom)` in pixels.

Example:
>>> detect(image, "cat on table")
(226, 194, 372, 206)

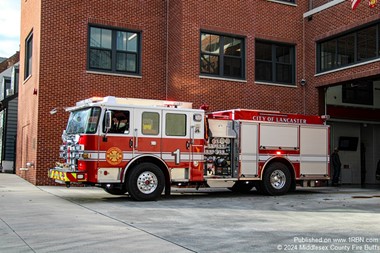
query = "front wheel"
(128, 163, 165, 201)
(261, 162, 291, 196)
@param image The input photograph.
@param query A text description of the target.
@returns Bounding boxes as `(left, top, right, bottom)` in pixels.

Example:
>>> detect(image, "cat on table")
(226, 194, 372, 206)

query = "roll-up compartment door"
(240, 122, 258, 177)
(300, 126, 329, 175)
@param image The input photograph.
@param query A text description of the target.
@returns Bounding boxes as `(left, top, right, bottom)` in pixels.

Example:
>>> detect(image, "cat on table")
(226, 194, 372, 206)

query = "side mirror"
(62, 130, 68, 142)
(105, 111, 112, 133)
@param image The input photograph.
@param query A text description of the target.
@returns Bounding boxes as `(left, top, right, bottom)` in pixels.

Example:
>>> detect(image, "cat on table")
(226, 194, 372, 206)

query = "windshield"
(66, 107, 101, 134)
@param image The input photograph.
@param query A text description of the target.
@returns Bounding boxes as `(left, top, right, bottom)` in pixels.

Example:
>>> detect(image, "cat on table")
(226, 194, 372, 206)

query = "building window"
(342, 80, 373, 106)
(88, 25, 140, 75)
(255, 40, 295, 85)
(3, 77, 11, 98)
(276, 0, 296, 3)
(337, 34, 355, 66)
(357, 26, 377, 61)
(200, 32, 245, 79)
(317, 23, 379, 73)
(25, 32, 33, 79)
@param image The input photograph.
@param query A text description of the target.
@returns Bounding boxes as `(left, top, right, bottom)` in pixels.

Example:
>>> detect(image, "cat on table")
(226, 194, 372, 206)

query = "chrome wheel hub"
(137, 171, 158, 194)
(270, 170, 286, 189)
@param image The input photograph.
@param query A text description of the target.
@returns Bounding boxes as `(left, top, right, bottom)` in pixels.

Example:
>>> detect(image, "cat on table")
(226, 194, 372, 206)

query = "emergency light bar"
(73, 96, 194, 109)
(163, 101, 183, 108)
(76, 96, 105, 106)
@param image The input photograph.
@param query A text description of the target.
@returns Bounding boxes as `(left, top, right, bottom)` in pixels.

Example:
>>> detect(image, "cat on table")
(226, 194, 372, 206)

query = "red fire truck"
(49, 96, 330, 201)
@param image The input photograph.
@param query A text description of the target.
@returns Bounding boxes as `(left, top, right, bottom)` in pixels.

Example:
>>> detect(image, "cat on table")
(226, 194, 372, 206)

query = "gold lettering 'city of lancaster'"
(253, 116, 307, 124)
(276, 117, 307, 124)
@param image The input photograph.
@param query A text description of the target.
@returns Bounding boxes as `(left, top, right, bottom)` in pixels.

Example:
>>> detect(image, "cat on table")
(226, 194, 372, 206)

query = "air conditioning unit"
(6, 89, 14, 97)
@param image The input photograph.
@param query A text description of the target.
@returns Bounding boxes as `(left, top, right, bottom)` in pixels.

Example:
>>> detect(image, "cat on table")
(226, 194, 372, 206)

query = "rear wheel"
(128, 163, 165, 201)
(261, 162, 291, 196)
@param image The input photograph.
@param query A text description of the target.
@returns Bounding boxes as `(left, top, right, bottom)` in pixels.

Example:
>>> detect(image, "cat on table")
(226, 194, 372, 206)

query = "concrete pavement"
(0, 173, 192, 253)
(1, 173, 380, 253)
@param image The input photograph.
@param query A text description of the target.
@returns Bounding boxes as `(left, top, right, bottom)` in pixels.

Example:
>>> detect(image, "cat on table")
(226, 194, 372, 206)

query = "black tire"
(103, 184, 128, 195)
(289, 179, 297, 192)
(229, 181, 255, 194)
(261, 162, 291, 196)
(128, 163, 165, 201)
(254, 181, 265, 194)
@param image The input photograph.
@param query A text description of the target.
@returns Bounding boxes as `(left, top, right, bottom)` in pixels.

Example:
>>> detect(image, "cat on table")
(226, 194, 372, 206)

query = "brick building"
(18, 0, 380, 185)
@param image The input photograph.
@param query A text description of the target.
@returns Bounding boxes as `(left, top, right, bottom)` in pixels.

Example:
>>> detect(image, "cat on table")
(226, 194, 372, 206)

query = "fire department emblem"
(106, 147, 123, 165)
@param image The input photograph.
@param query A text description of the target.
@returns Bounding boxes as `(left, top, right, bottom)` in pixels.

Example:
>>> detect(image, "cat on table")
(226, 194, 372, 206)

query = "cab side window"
(166, 113, 186, 136)
(104, 110, 130, 134)
(142, 112, 159, 135)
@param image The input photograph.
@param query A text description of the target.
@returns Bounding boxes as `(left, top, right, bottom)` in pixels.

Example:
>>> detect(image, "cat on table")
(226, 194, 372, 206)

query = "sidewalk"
(0, 173, 192, 253)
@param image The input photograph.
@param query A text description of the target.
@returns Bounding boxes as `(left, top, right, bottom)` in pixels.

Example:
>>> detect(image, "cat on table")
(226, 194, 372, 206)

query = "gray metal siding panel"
(4, 98, 17, 161)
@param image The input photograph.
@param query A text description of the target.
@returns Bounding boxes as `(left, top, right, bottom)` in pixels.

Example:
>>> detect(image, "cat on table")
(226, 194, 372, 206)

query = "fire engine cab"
(49, 96, 330, 201)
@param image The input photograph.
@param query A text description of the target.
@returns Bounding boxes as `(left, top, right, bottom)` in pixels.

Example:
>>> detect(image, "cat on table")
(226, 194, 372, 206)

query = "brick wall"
(17, 0, 379, 185)
(309, 0, 334, 10)
(17, 0, 42, 184)
(168, 0, 315, 114)
(0, 52, 20, 73)
(31, 0, 169, 185)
